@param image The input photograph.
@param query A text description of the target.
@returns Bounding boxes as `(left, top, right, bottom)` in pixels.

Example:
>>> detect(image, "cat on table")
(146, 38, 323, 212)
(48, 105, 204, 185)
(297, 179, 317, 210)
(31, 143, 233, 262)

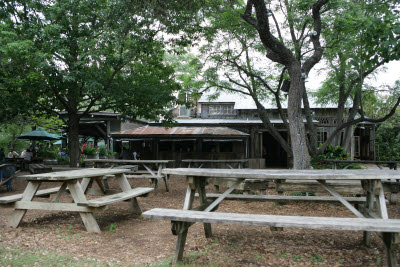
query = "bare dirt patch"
(0, 167, 399, 266)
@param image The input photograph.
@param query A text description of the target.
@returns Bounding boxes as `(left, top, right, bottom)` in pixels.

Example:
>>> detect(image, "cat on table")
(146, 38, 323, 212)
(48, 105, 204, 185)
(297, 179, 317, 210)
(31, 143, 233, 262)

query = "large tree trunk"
(68, 113, 80, 167)
(287, 64, 311, 169)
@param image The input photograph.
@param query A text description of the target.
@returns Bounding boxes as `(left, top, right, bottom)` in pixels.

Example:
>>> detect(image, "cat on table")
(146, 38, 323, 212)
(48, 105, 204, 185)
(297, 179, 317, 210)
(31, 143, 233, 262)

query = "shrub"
(82, 146, 98, 156)
(311, 145, 361, 169)
(39, 147, 59, 159)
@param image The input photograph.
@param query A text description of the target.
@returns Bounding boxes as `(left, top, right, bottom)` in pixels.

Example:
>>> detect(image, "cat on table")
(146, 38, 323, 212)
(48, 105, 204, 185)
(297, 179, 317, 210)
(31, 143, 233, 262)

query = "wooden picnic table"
(0, 168, 153, 233)
(323, 159, 399, 170)
(143, 168, 400, 266)
(84, 159, 174, 192)
(181, 159, 248, 169)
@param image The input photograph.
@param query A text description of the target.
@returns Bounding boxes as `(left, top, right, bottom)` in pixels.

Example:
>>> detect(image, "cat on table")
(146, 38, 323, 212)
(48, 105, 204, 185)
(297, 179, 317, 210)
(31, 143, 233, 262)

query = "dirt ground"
(0, 166, 399, 266)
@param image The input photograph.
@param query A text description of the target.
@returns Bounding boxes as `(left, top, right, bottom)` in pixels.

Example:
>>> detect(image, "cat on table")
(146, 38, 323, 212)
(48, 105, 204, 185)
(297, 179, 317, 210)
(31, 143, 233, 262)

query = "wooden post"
(362, 180, 376, 246)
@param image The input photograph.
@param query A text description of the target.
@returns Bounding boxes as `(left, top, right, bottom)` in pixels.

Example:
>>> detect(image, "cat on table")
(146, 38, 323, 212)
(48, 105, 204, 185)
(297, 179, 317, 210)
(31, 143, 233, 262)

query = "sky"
(307, 60, 400, 91)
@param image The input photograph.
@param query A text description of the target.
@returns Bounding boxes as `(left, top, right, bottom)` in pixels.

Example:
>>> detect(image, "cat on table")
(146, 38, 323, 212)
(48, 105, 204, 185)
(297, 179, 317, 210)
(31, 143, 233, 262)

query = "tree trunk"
(68, 113, 80, 167)
(287, 64, 311, 169)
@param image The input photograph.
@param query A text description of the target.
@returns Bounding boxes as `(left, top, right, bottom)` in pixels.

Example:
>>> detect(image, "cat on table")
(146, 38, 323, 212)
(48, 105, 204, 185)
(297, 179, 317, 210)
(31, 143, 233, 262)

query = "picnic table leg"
(362, 180, 376, 247)
(8, 181, 41, 228)
(51, 182, 68, 202)
(173, 180, 196, 264)
(115, 173, 142, 214)
(67, 180, 101, 233)
(159, 163, 169, 192)
(382, 232, 399, 267)
(196, 177, 212, 238)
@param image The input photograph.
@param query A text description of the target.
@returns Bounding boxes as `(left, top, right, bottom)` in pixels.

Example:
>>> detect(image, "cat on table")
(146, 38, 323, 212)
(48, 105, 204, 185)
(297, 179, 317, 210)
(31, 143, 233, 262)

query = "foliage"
(82, 146, 98, 156)
(311, 146, 361, 169)
(375, 112, 400, 161)
(57, 155, 70, 165)
(0, 0, 206, 166)
(38, 147, 59, 159)
(98, 145, 115, 158)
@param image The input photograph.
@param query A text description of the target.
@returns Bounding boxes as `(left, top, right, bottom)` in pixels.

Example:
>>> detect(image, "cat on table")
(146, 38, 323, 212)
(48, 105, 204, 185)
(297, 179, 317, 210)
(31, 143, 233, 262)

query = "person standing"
(23, 148, 33, 170)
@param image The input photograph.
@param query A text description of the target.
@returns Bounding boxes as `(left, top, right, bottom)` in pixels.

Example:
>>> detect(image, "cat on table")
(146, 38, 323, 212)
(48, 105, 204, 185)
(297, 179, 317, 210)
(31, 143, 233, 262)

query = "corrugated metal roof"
(112, 126, 249, 136)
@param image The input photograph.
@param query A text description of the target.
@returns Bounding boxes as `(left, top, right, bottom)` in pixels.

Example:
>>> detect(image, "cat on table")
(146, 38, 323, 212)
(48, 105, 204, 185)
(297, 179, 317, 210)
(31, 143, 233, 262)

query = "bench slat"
(0, 187, 61, 204)
(125, 175, 163, 179)
(142, 208, 400, 232)
(80, 187, 154, 207)
(197, 193, 367, 203)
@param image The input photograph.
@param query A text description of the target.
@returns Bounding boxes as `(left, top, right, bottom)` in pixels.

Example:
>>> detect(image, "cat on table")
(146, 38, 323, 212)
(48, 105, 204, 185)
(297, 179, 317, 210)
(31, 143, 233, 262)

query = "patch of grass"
(278, 251, 287, 258)
(256, 254, 264, 261)
(376, 256, 381, 265)
(109, 223, 117, 233)
(292, 254, 303, 262)
(311, 254, 324, 263)
(338, 258, 345, 264)
(0, 244, 104, 266)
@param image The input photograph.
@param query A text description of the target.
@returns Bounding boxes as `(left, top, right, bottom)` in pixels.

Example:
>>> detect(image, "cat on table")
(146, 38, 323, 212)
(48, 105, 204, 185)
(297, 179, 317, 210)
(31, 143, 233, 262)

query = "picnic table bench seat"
(143, 208, 400, 232)
(0, 186, 60, 204)
(143, 208, 400, 266)
(29, 164, 52, 174)
(196, 193, 368, 203)
(78, 187, 153, 207)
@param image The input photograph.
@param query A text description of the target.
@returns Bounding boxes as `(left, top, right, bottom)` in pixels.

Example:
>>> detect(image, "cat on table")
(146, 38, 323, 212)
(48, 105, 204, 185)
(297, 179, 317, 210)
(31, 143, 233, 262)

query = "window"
(179, 106, 191, 116)
(317, 128, 328, 146)
(209, 104, 234, 115)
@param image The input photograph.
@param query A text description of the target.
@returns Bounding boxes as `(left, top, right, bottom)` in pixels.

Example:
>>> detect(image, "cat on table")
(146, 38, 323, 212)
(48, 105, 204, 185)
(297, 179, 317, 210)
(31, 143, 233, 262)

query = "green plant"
(98, 146, 108, 157)
(57, 155, 70, 165)
(376, 256, 381, 264)
(278, 252, 287, 258)
(109, 223, 117, 233)
(292, 255, 303, 262)
(38, 147, 59, 159)
(311, 254, 324, 263)
(311, 145, 362, 169)
(82, 146, 98, 156)
(338, 259, 345, 264)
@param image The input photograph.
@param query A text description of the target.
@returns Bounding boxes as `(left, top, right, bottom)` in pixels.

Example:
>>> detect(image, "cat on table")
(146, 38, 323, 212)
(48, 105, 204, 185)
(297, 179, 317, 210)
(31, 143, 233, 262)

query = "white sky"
(307, 60, 400, 91)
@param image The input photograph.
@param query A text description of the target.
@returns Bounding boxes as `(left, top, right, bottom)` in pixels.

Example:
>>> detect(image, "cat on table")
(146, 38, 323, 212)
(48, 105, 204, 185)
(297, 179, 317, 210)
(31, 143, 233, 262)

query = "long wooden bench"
(0, 186, 61, 204)
(196, 193, 368, 203)
(78, 187, 153, 207)
(143, 208, 400, 266)
(125, 175, 168, 192)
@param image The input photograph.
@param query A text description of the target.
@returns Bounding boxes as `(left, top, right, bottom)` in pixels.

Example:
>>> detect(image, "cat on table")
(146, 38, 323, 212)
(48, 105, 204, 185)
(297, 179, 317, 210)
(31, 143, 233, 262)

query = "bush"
(39, 147, 59, 159)
(311, 146, 361, 169)
(82, 146, 98, 156)
(57, 155, 70, 165)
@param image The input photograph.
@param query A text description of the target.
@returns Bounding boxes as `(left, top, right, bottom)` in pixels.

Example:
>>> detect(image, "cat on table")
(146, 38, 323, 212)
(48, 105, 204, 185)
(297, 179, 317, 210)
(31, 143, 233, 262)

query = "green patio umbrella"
(17, 128, 62, 141)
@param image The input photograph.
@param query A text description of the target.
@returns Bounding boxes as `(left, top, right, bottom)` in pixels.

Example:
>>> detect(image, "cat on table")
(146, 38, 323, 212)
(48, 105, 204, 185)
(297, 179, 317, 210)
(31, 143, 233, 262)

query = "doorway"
(262, 132, 288, 168)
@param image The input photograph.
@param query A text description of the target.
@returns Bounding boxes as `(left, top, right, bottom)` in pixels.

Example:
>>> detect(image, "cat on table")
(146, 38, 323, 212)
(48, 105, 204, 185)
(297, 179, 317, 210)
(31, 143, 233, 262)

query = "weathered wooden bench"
(143, 208, 400, 266)
(196, 193, 367, 203)
(29, 163, 52, 174)
(125, 174, 168, 192)
(0, 186, 61, 205)
(78, 187, 153, 207)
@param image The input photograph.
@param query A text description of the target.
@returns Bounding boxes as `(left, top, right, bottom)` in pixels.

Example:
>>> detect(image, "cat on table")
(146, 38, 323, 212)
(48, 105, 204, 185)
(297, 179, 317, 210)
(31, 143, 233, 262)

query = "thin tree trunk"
(68, 114, 80, 167)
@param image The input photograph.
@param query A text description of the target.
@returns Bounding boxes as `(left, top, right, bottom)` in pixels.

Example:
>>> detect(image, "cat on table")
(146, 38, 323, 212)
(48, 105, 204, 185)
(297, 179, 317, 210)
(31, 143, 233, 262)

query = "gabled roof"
(112, 126, 249, 137)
